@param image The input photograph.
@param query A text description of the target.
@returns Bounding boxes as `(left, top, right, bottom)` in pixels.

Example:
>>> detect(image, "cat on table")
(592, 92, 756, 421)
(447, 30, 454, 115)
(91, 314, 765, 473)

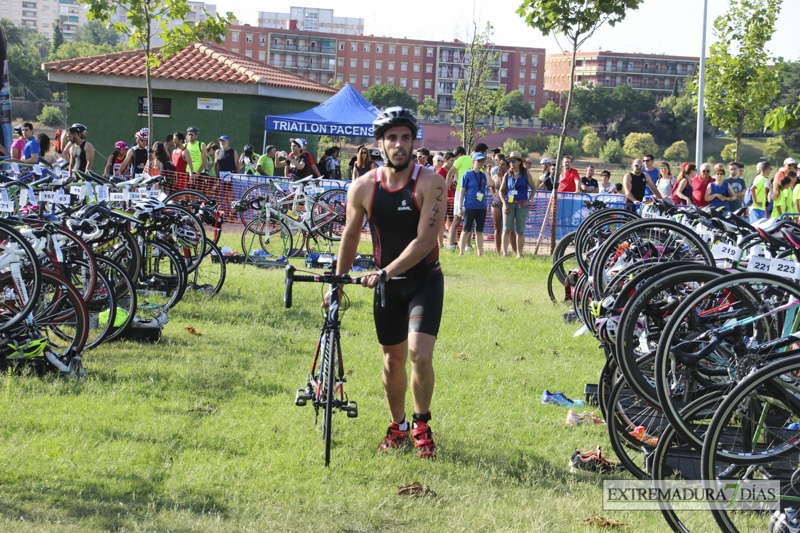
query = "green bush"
(623, 132, 658, 158)
(502, 137, 524, 156)
(578, 126, 595, 142)
(582, 131, 602, 157)
(763, 136, 790, 165)
(720, 143, 738, 161)
(516, 134, 550, 155)
(599, 139, 625, 163)
(545, 135, 580, 160)
(663, 140, 689, 161)
(37, 105, 64, 127)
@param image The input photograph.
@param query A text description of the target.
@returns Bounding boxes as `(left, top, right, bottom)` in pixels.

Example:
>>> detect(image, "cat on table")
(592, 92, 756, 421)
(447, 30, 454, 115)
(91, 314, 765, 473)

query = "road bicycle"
(283, 264, 385, 466)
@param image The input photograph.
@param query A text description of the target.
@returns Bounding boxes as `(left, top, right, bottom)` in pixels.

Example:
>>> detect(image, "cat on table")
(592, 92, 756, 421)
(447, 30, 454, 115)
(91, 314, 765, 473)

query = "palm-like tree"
(0, 19, 24, 48)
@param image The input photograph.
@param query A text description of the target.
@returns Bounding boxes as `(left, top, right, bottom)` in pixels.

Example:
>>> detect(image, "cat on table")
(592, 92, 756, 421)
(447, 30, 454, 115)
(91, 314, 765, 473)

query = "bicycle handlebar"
(283, 264, 386, 309)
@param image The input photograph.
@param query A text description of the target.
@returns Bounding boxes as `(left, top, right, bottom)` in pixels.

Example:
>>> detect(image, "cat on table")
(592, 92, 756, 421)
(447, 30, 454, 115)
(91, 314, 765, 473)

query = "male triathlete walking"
(334, 107, 445, 458)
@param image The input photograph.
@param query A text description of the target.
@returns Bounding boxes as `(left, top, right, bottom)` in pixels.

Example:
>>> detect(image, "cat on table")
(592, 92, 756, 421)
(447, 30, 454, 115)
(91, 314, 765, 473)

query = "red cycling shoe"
(411, 414, 437, 459)
(379, 421, 409, 452)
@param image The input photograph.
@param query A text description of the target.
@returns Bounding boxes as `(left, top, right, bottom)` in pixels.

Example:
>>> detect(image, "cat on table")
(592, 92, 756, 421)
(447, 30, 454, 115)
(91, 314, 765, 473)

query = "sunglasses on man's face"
(643, 159, 651, 162)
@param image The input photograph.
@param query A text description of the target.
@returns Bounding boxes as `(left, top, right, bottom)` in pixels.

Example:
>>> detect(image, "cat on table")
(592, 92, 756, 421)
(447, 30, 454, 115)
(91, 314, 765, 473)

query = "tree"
(518, 0, 643, 250)
(497, 90, 533, 122)
(538, 100, 562, 127)
(664, 140, 689, 161)
(720, 143, 738, 161)
(0, 19, 25, 47)
(582, 130, 602, 157)
(599, 138, 624, 163)
(75, 20, 121, 46)
(517, 134, 550, 155)
(763, 136, 789, 164)
(79, 0, 234, 146)
(417, 96, 440, 121)
(487, 86, 506, 128)
(765, 61, 800, 151)
(657, 88, 698, 145)
(363, 83, 418, 111)
(51, 42, 124, 61)
(50, 20, 64, 58)
(623, 132, 658, 158)
(702, 0, 781, 163)
(451, 22, 500, 149)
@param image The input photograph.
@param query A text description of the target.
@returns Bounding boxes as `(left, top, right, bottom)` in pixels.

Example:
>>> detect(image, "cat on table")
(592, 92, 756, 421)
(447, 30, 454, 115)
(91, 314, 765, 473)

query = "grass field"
(0, 242, 677, 532)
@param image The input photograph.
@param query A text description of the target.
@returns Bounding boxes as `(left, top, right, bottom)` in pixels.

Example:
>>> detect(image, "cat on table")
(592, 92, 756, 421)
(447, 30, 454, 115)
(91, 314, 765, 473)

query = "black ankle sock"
(412, 411, 431, 424)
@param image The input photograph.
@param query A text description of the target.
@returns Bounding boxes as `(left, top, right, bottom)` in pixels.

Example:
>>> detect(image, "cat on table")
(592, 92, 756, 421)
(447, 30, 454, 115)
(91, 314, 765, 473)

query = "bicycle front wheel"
(322, 328, 336, 467)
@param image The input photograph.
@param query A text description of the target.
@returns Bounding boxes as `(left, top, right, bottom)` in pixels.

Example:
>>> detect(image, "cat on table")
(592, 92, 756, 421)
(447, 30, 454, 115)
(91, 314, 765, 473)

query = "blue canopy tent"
(263, 84, 422, 151)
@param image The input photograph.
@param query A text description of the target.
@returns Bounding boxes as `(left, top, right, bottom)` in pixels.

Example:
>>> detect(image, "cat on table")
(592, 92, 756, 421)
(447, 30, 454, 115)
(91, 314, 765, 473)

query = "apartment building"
(222, 25, 546, 124)
(107, 1, 217, 47)
(544, 51, 700, 104)
(257, 7, 364, 36)
(2, 0, 87, 40)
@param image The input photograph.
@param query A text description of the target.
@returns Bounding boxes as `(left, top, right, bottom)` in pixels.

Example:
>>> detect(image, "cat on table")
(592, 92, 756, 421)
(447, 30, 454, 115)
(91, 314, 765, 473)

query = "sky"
(224, 0, 800, 60)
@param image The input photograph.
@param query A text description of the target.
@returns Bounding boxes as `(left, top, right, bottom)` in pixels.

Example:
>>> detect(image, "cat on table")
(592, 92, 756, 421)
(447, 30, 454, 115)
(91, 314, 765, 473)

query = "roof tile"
(43, 42, 336, 95)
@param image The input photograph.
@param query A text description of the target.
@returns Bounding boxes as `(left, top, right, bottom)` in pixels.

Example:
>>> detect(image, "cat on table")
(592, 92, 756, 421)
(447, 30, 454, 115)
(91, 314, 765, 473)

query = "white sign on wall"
(198, 98, 223, 111)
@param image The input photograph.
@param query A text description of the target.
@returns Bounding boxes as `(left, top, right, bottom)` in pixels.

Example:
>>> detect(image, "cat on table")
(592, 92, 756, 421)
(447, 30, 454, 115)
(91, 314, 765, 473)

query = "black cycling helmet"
(13, 125, 22, 135)
(187, 126, 199, 134)
(71, 123, 87, 133)
(373, 106, 419, 140)
(244, 144, 254, 153)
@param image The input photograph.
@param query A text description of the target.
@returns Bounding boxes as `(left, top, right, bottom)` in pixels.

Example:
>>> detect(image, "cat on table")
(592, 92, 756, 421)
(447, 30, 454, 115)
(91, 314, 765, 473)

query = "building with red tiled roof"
(43, 42, 337, 159)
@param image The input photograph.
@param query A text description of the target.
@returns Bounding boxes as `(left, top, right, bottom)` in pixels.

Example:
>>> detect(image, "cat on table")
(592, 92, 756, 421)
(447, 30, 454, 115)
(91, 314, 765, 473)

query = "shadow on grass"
(7, 476, 229, 531)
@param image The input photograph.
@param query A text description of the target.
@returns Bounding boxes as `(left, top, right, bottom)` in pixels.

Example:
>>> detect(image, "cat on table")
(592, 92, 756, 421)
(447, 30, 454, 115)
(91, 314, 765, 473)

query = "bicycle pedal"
(295, 388, 312, 406)
(341, 401, 358, 418)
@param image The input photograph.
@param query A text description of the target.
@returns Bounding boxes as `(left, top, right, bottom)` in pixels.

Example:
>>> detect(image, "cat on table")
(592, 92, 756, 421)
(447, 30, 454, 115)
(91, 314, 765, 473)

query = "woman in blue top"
(499, 151, 537, 258)
(704, 163, 735, 211)
(458, 152, 489, 256)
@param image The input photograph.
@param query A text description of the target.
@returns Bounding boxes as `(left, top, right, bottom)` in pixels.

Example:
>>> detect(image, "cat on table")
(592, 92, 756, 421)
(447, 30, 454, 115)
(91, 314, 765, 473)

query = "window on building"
(413, 63, 420, 72)
(338, 57, 344, 67)
(530, 71, 537, 80)
(259, 51, 266, 61)
(400, 78, 407, 87)
(529, 87, 536, 97)
(337, 73, 344, 83)
(502, 53, 508, 62)
(426, 63, 432, 74)
(414, 47, 421, 56)
(389, 45, 396, 54)
(364, 43, 370, 52)
(520, 55, 526, 66)
(401, 62, 408, 71)
(350, 74, 357, 84)
(363, 59, 369, 68)
(350, 58, 356, 68)
(501, 69, 507, 78)
(425, 79, 432, 89)
(231, 48, 239, 53)
(427, 47, 434, 57)
(348, 42, 355, 51)
(339, 42, 344, 50)
(362, 76, 369, 86)
(518, 85, 525, 93)
(401, 46, 408, 55)
(388, 77, 395, 85)
(231, 32, 239, 42)
(259, 36, 266, 46)
(376, 75, 382, 84)
(246, 34, 253, 43)
(520, 69, 525, 79)
(376, 60, 383, 69)
(388, 61, 395, 70)
(413, 79, 419, 88)
(531, 56, 538, 67)
(376, 44, 383, 53)
(245, 50, 252, 58)
(138, 96, 171, 117)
